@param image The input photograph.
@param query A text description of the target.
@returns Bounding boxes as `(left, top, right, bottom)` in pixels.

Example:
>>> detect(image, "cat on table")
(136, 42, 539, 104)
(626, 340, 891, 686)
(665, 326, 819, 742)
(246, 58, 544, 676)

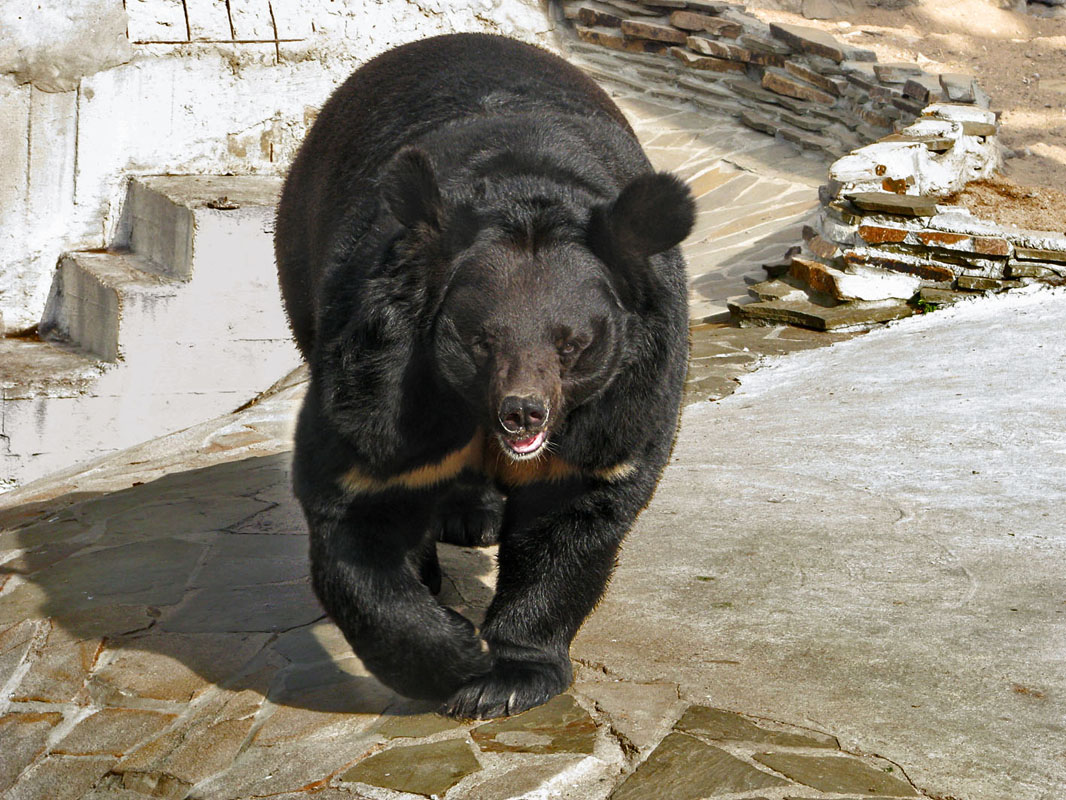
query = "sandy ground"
(746, 0, 1066, 192)
(945, 174, 1066, 230)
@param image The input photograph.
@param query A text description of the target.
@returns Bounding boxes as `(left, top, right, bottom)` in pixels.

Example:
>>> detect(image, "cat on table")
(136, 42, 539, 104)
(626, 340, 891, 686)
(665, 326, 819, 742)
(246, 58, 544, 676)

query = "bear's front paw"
(442, 655, 571, 719)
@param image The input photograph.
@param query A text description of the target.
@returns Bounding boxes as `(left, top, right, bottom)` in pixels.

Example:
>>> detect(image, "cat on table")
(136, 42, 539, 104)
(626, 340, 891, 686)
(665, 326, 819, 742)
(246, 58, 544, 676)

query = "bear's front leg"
(444, 474, 649, 719)
(301, 486, 494, 701)
(293, 396, 493, 701)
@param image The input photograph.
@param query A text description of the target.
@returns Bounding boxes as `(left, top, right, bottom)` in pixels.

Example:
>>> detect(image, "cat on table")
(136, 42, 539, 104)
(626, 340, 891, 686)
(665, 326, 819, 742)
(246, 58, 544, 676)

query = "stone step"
(729, 295, 915, 331)
(40, 250, 181, 362)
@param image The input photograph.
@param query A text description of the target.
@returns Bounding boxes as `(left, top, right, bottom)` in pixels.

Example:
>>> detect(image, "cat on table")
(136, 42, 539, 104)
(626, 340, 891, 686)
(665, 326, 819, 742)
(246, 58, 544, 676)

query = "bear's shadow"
(0, 453, 497, 715)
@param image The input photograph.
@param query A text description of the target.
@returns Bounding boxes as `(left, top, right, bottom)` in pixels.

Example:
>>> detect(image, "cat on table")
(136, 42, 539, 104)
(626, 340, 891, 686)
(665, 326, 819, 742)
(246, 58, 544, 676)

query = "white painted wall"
(0, 0, 556, 333)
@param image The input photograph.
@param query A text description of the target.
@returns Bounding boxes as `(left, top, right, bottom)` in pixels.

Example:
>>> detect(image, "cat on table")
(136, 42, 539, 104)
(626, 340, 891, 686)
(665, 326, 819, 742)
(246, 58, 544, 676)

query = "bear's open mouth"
(500, 430, 547, 460)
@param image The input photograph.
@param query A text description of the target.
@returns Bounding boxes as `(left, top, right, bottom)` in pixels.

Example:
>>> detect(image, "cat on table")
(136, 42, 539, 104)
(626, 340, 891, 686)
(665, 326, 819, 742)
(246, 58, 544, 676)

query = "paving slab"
(340, 739, 482, 796)
(447, 755, 592, 800)
(753, 751, 919, 795)
(0, 711, 65, 793)
(374, 711, 465, 740)
(88, 632, 270, 704)
(53, 708, 178, 757)
(115, 713, 255, 794)
(575, 680, 684, 753)
(609, 732, 788, 799)
(471, 694, 598, 754)
(5, 754, 116, 800)
(675, 705, 838, 748)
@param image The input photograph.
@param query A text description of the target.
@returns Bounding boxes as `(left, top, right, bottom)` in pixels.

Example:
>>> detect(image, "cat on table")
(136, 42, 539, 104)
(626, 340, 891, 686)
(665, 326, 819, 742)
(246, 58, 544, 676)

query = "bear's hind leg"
(434, 472, 505, 547)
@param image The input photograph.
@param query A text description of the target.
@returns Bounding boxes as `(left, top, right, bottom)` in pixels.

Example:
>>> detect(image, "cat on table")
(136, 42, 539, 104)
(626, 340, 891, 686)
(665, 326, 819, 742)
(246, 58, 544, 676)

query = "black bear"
(275, 33, 693, 719)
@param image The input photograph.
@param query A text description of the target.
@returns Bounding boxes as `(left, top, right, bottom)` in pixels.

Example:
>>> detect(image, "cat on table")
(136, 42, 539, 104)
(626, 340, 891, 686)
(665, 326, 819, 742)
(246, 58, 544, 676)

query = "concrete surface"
(581, 285, 1066, 800)
(0, 327, 927, 800)
(1, 287, 1063, 799)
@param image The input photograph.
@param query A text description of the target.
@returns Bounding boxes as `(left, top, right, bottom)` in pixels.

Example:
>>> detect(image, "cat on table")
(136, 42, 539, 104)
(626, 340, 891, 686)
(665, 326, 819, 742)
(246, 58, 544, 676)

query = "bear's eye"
(469, 335, 493, 357)
(558, 339, 581, 359)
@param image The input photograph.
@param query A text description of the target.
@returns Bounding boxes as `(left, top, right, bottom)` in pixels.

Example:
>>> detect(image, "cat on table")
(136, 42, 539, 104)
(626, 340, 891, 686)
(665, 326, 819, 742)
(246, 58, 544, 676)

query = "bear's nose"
(499, 394, 548, 433)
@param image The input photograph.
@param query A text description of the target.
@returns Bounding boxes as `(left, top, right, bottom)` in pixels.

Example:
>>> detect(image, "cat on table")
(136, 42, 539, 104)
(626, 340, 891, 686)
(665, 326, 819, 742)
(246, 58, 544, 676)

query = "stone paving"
(0, 320, 916, 800)
(607, 86, 827, 322)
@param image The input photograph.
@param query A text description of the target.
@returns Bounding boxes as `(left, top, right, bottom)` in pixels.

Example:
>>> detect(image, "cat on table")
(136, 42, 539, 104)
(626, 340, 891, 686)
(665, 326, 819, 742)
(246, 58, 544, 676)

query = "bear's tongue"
(507, 431, 545, 455)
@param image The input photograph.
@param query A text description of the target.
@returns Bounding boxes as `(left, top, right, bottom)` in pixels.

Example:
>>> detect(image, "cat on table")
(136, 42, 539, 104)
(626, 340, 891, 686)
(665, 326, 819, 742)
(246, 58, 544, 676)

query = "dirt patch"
(943, 174, 1066, 232)
(746, 0, 1066, 192)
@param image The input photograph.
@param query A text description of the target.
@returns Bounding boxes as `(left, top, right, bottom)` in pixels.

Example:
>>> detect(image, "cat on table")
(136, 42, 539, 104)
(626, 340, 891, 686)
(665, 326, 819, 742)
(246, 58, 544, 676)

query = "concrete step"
(122, 175, 283, 279)
(40, 250, 181, 362)
(2, 174, 299, 490)
(0, 338, 103, 398)
(0, 338, 106, 491)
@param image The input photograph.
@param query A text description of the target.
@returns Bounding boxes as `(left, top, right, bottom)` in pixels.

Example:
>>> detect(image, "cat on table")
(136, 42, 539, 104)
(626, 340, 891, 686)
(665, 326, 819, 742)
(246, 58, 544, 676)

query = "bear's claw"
(442, 656, 571, 719)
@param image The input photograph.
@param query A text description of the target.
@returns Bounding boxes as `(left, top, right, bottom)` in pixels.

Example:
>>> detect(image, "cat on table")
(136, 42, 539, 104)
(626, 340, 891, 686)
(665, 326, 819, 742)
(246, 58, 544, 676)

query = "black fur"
(275, 33, 694, 718)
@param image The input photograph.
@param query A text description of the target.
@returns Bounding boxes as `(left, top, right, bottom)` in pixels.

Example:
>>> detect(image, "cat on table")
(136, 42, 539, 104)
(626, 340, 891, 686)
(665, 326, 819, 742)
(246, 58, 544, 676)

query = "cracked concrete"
(581, 286, 1066, 800)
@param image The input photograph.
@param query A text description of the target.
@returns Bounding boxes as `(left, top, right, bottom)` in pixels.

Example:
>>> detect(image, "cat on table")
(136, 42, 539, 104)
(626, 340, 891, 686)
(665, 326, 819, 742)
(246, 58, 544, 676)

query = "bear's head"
(382, 148, 694, 461)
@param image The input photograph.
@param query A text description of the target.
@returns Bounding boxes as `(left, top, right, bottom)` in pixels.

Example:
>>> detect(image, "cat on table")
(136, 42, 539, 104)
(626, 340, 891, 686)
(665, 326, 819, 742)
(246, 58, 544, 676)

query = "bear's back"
(275, 34, 636, 357)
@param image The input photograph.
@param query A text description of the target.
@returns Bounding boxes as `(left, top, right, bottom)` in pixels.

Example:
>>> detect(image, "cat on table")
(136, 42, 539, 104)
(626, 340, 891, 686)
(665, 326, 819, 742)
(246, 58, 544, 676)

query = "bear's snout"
(496, 393, 551, 459)
(499, 393, 549, 434)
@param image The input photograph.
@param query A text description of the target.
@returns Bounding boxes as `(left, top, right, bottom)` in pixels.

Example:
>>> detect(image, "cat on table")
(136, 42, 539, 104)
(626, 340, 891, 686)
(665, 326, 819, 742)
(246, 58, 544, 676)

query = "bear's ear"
(382, 148, 443, 230)
(588, 172, 694, 307)
(590, 172, 695, 260)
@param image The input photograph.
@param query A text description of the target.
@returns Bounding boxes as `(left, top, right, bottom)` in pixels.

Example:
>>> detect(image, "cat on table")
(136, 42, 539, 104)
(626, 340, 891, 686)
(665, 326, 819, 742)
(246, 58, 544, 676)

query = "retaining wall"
(557, 1, 1064, 329)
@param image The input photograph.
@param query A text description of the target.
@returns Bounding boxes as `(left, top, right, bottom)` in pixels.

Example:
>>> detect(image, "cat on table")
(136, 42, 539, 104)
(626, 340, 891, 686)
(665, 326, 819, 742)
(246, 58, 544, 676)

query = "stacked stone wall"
(556, 1, 1064, 330)
(807, 104, 1063, 287)
(737, 103, 1066, 329)
(558, 0, 987, 160)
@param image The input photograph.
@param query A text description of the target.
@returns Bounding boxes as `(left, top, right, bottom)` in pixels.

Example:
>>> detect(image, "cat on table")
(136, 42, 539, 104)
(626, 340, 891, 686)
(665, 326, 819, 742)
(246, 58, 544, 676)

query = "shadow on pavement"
(0, 453, 496, 716)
